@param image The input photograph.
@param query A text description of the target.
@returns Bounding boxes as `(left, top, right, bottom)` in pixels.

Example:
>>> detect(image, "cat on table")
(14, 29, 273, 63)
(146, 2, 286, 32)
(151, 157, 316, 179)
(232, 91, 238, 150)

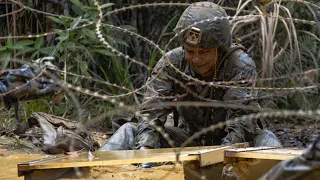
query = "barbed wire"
(0, 0, 319, 179)
(0, 0, 317, 118)
(54, 69, 144, 96)
(0, 0, 317, 121)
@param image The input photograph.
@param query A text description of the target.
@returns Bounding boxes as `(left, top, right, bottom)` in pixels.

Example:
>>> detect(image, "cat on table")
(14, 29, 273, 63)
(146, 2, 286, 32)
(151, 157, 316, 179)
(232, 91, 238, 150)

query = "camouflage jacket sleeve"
(221, 49, 261, 145)
(135, 49, 183, 149)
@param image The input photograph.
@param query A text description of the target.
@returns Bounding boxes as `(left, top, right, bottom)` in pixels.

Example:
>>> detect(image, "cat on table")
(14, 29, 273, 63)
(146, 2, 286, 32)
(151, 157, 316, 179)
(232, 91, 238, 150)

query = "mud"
(0, 149, 46, 180)
(1, 120, 318, 180)
(59, 164, 184, 180)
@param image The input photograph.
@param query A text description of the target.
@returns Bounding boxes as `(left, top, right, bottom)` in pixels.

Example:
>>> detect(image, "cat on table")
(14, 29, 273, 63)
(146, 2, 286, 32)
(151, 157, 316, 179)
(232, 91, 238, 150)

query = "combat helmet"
(174, 2, 232, 53)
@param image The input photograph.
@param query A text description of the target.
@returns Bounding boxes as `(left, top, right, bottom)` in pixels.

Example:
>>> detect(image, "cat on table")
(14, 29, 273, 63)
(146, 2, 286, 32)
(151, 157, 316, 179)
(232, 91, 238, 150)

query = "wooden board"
(198, 146, 231, 167)
(224, 147, 304, 160)
(18, 146, 225, 173)
(18, 145, 305, 179)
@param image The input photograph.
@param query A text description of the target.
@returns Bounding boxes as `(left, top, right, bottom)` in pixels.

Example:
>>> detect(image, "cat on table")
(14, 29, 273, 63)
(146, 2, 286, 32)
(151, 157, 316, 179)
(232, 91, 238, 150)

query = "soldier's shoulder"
(164, 47, 184, 65)
(152, 47, 184, 74)
(220, 44, 256, 80)
(226, 44, 256, 69)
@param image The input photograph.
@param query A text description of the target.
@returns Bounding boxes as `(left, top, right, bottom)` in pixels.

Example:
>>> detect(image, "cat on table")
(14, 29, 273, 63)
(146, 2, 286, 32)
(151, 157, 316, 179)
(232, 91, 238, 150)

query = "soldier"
(260, 135, 320, 179)
(100, 1, 281, 159)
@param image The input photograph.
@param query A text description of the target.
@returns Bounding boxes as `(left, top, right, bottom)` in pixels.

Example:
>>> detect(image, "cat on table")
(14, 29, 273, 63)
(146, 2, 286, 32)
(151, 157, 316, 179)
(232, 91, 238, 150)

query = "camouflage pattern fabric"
(260, 136, 320, 180)
(99, 122, 197, 151)
(100, 2, 281, 151)
(0, 67, 59, 101)
(0, 57, 61, 120)
(135, 46, 281, 149)
(100, 123, 138, 151)
(173, 2, 231, 52)
(14, 112, 98, 154)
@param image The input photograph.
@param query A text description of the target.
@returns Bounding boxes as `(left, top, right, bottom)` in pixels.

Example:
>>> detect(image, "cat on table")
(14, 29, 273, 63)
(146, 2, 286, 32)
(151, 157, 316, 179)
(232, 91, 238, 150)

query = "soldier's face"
(183, 43, 218, 78)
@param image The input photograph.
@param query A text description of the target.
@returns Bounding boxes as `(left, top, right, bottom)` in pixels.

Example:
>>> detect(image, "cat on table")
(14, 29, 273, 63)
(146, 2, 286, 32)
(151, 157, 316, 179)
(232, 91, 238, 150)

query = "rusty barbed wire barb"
(165, 61, 319, 92)
(54, 69, 144, 96)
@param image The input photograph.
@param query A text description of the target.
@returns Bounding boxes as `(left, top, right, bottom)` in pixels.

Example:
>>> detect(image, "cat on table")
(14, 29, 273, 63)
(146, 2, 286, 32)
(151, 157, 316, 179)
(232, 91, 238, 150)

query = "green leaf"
(68, 42, 76, 51)
(100, 3, 114, 9)
(1, 52, 11, 68)
(30, 51, 39, 60)
(87, 11, 99, 19)
(70, 16, 82, 29)
(27, 0, 33, 7)
(14, 40, 34, 47)
(16, 47, 36, 56)
(73, 77, 80, 85)
(115, 39, 129, 47)
(83, 28, 97, 40)
(11, 44, 24, 50)
(149, 51, 159, 71)
(82, 6, 96, 11)
(71, 4, 84, 15)
(92, 45, 111, 48)
(57, 32, 69, 42)
(47, 16, 65, 25)
(79, 61, 88, 73)
(39, 47, 58, 56)
(70, 0, 85, 10)
(91, 49, 115, 56)
(7, 36, 13, 48)
(79, 39, 93, 45)
(119, 25, 137, 32)
(34, 37, 44, 49)
(0, 46, 6, 51)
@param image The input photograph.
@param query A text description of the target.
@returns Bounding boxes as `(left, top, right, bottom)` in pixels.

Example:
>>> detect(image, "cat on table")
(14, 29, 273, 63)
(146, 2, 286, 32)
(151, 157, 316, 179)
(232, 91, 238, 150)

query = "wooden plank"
(198, 146, 231, 167)
(225, 147, 304, 160)
(18, 146, 223, 172)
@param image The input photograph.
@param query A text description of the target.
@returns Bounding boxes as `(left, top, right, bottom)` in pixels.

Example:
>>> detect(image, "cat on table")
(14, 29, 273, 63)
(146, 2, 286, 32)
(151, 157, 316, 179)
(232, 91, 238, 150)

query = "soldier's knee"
(253, 130, 282, 147)
(120, 122, 137, 133)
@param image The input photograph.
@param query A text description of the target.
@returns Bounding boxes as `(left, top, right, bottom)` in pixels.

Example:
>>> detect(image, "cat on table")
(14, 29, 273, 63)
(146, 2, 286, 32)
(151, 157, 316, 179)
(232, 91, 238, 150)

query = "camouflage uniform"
(100, 2, 281, 151)
(0, 57, 60, 121)
(260, 136, 320, 180)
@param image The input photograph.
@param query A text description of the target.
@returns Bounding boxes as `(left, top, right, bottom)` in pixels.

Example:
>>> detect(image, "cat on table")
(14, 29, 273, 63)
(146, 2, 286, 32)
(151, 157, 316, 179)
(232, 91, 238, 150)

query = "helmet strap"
(213, 48, 218, 81)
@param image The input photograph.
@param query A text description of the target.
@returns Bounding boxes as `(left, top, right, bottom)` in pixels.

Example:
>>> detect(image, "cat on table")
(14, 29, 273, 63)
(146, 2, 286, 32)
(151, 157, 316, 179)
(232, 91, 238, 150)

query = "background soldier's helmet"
(173, 2, 232, 52)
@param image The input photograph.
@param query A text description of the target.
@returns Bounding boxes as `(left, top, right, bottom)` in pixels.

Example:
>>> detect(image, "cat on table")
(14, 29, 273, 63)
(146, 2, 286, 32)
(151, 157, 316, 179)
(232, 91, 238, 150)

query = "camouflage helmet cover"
(174, 2, 231, 51)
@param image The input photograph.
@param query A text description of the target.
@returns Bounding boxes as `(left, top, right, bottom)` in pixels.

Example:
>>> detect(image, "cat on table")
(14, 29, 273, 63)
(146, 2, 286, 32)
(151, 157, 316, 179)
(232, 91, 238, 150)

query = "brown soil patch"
(87, 164, 184, 180)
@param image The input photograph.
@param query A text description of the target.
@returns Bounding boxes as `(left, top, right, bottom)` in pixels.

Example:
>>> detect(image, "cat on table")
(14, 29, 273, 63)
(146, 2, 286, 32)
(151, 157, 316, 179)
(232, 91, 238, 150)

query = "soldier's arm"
(135, 56, 177, 149)
(221, 51, 260, 144)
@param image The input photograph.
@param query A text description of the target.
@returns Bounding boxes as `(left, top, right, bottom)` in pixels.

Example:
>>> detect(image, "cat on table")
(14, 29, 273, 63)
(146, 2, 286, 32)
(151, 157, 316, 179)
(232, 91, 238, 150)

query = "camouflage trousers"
(260, 136, 320, 180)
(99, 122, 281, 151)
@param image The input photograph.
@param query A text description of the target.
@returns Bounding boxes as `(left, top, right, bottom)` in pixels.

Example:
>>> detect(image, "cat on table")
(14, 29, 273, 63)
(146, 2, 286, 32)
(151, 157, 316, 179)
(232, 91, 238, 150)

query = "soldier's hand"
(222, 158, 260, 180)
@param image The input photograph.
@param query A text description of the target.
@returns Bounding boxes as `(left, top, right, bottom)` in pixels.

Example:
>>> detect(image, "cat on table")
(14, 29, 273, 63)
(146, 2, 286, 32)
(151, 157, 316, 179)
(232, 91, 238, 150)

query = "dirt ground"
(0, 145, 47, 180)
(268, 120, 320, 148)
(0, 120, 319, 180)
(86, 164, 184, 180)
(1, 120, 318, 156)
(89, 120, 320, 149)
